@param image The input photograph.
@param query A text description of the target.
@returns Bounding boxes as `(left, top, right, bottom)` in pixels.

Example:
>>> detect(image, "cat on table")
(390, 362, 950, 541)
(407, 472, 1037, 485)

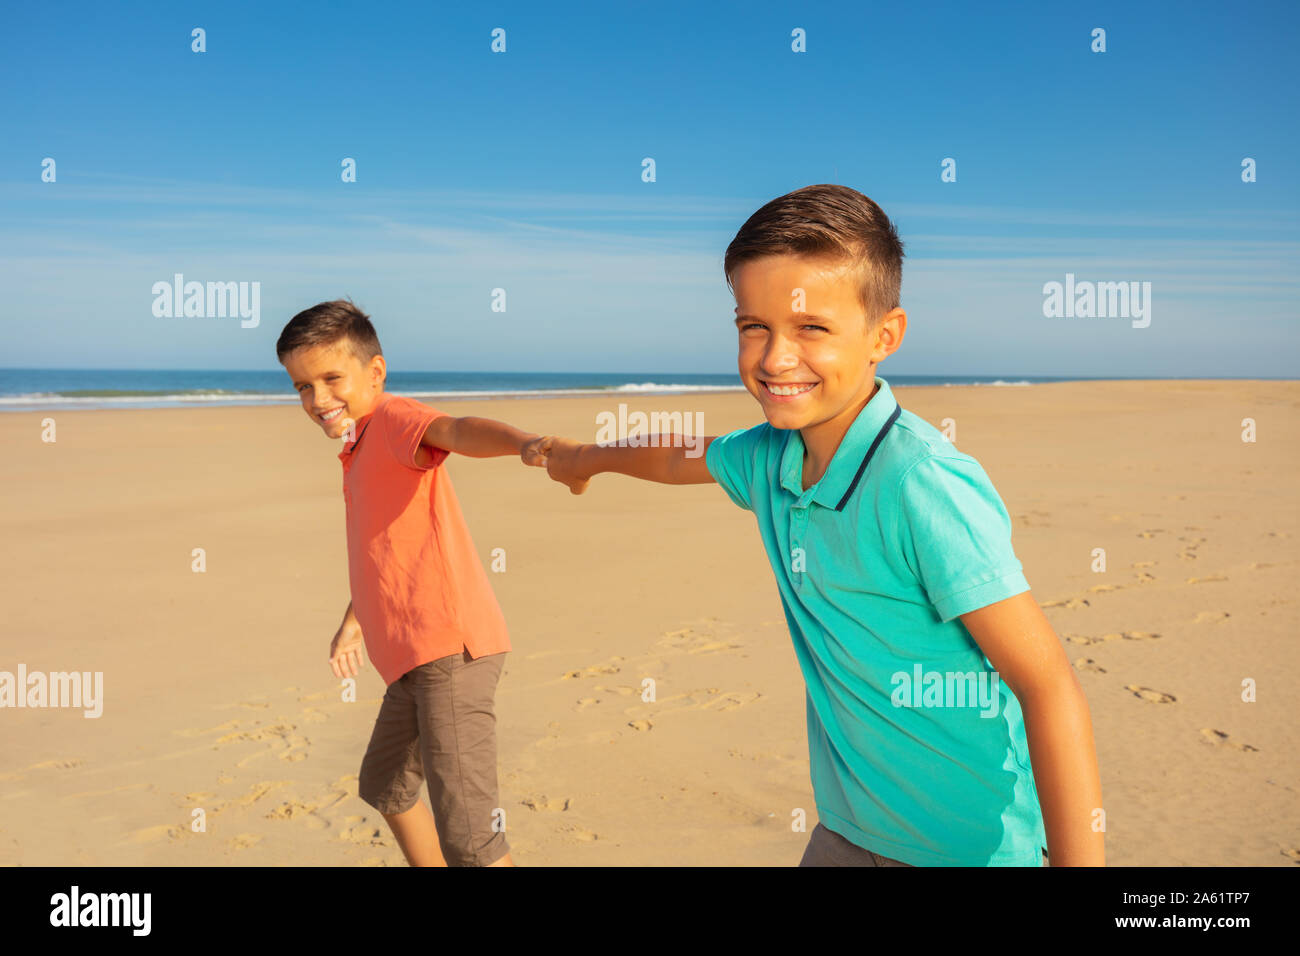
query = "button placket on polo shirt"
(789, 491, 816, 591)
(338, 416, 374, 520)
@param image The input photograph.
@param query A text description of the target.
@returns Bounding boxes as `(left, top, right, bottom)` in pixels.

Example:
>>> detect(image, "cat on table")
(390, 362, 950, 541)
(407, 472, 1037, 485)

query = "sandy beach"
(1, 379, 1296, 866)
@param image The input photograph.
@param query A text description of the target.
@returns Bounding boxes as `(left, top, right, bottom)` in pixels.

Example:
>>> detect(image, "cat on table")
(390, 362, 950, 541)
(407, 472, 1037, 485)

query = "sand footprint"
(627, 719, 653, 731)
(228, 780, 290, 810)
(1041, 597, 1090, 610)
(560, 824, 598, 842)
(574, 697, 601, 711)
(630, 687, 754, 716)
(1073, 658, 1107, 673)
(1014, 511, 1052, 528)
(266, 801, 330, 828)
(1282, 848, 1300, 863)
(215, 722, 293, 746)
(660, 626, 744, 654)
(1125, 685, 1176, 704)
(29, 758, 85, 772)
(521, 794, 571, 812)
(126, 824, 184, 844)
(1199, 729, 1259, 752)
(338, 816, 390, 846)
(701, 691, 762, 711)
(1186, 574, 1228, 584)
(1067, 632, 1159, 645)
(562, 659, 623, 679)
(1137, 530, 1165, 539)
(1193, 610, 1230, 624)
(211, 722, 311, 765)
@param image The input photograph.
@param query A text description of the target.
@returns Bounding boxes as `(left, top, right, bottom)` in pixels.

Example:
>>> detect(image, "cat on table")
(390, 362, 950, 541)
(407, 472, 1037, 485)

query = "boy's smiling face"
(731, 253, 904, 445)
(282, 339, 386, 439)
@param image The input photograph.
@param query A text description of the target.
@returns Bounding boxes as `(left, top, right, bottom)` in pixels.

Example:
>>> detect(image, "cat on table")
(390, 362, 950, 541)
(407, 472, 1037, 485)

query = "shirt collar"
(778, 377, 901, 510)
(337, 392, 391, 462)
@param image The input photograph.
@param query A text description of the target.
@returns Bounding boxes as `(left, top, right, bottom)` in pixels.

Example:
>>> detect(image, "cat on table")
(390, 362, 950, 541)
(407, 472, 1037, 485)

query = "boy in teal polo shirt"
(539, 184, 1105, 866)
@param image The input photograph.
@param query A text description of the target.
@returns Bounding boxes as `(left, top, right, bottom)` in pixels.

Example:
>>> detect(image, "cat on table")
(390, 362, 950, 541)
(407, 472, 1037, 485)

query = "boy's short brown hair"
(723, 184, 905, 327)
(275, 298, 384, 371)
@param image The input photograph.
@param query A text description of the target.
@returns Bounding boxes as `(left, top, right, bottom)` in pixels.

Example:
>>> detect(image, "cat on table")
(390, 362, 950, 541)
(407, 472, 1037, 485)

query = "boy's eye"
(297, 375, 339, 390)
(739, 323, 827, 332)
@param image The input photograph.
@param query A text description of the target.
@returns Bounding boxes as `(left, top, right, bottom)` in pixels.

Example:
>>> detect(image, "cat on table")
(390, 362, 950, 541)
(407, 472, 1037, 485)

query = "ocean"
(0, 368, 1100, 412)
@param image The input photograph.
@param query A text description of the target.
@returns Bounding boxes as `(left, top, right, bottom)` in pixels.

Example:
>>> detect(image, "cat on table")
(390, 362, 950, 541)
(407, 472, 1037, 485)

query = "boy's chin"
(757, 405, 817, 430)
(320, 417, 349, 438)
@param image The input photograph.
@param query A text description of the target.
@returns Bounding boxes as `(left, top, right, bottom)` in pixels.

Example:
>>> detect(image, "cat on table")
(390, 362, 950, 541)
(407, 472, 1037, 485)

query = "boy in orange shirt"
(277, 298, 548, 867)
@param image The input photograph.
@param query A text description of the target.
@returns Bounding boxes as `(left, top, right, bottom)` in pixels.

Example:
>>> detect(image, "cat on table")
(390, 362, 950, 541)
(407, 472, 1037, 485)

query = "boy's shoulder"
(886, 407, 981, 477)
(362, 392, 449, 472)
(856, 405, 1011, 529)
(376, 391, 431, 417)
(875, 407, 1014, 537)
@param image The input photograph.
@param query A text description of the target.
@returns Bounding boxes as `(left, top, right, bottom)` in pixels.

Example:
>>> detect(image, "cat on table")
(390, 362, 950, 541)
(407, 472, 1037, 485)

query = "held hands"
(531, 435, 592, 495)
(329, 621, 366, 679)
(520, 434, 551, 467)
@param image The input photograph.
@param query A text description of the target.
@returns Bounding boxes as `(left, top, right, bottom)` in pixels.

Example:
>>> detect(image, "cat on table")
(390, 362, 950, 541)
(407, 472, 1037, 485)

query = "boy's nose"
(760, 340, 800, 374)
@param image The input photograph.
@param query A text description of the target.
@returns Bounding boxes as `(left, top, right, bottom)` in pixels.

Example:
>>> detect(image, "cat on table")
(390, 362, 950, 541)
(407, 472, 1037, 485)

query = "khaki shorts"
(798, 822, 1050, 867)
(358, 649, 508, 866)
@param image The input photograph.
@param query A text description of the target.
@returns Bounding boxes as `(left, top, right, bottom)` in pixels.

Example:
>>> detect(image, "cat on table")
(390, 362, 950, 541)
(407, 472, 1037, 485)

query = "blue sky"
(1, 0, 1296, 376)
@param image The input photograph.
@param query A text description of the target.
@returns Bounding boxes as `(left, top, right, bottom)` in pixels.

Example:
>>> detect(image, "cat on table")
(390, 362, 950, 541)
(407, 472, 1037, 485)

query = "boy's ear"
(875, 308, 906, 359)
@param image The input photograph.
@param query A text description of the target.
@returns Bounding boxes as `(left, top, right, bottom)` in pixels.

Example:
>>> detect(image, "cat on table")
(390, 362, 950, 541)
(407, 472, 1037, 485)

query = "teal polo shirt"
(705, 377, 1047, 866)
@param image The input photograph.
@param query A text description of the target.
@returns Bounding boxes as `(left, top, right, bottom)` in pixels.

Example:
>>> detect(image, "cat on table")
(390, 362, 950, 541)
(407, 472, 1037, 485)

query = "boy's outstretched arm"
(960, 592, 1106, 867)
(539, 436, 718, 494)
(422, 415, 548, 465)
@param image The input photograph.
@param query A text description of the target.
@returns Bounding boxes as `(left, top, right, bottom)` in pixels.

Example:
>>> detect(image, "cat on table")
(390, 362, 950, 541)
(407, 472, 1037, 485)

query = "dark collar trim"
(342, 418, 372, 455)
(834, 402, 901, 512)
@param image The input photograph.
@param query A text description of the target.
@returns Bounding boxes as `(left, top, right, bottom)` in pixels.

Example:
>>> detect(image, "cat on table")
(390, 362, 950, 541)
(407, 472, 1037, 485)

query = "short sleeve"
(382, 396, 449, 471)
(894, 454, 1029, 621)
(704, 424, 769, 512)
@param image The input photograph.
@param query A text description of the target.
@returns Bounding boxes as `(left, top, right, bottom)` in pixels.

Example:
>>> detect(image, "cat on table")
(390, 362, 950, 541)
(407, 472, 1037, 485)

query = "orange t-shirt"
(338, 392, 511, 685)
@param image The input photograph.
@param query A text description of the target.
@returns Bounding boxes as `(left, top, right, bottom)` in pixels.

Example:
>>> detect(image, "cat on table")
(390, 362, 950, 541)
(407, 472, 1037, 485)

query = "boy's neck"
(353, 389, 388, 420)
(799, 379, 881, 491)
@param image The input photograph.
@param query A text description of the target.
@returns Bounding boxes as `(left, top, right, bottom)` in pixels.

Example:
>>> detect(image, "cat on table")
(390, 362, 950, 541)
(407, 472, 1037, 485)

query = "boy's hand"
(538, 435, 592, 495)
(520, 434, 550, 467)
(329, 622, 366, 679)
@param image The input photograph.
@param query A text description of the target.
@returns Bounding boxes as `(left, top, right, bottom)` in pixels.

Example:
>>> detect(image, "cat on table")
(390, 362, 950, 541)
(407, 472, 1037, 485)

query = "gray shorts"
(799, 822, 1050, 867)
(358, 649, 508, 866)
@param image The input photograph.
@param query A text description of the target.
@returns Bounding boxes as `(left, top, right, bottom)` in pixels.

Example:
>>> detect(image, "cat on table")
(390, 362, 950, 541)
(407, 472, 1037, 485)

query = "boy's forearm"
(450, 417, 538, 457)
(1020, 675, 1106, 866)
(579, 438, 715, 484)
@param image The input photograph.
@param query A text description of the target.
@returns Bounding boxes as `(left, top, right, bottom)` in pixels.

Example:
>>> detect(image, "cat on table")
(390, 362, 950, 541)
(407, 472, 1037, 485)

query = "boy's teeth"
(766, 382, 815, 396)
(321, 408, 343, 421)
